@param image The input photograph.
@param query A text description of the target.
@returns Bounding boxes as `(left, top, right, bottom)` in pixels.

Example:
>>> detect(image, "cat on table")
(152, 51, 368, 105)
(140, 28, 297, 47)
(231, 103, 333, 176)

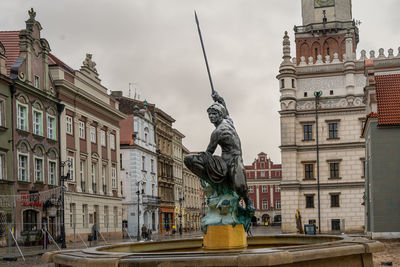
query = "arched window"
(23, 209, 39, 231)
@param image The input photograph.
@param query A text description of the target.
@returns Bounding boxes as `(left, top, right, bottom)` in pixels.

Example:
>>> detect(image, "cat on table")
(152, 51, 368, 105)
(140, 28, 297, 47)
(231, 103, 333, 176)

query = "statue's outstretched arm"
(212, 91, 229, 116)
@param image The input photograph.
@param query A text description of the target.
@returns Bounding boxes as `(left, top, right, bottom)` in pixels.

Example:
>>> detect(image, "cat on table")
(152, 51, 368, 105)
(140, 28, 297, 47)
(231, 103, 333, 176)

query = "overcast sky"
(1, 0, 399, 164)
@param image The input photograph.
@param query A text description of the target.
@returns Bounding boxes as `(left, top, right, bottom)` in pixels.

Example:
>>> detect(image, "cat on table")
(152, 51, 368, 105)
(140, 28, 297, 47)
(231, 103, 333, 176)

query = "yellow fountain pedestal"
(203, 224, 247, 250)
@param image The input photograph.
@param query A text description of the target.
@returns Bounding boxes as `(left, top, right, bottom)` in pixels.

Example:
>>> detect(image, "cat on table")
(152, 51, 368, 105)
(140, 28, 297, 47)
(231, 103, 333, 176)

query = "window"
(275, 186, 280, 192)
(330, 90, 334, 95)
(144, 128, 149, 144)
(262, 185, 267, 193)
(102, 165, 106, 190)
(330, 194, 340, 207)
(262, 199, 268, 210)
(276, 200, 281, 210)
(291, 79, 295, 88)
(261, 171, 265, 177)
(34, 75, 40, 88)
(152, 184, 155, 196)
(0, 100, 4, 127)
(47, 115, 56, 140)
(33, 110, 42, 135)
(0, 153, 5, 180)
(304, 92, 308, 97)
(329, 162, 339, 179)
(91, 163, 97, 193)
(142, 156, 146, 171)
(34, 157, 43, 182)
(48, 160, 57, 185)
(280, 79, 285, 88)
(101, 130, 106, 146)
(304, 163, 314, 179)
(90, 126, 96, 143)
(66, 115, 73, 135)
(18, 153, 28, 181)
(82, 204, 88, 228)
(112, 167, 116, 189)
(331, 219, 340, 231)
(113, 207, 118, 227)
(248, 186, 254, 193)
(79, 121, 85, 139)
(69, 203, 76, 228)
(303, 125, 313, 140)
(23, 209, 38, 231)
(110, 134, 115, 150)
(361, 158, 366, 178)
(104, 206, 109, 227)
(328, 123, 338, 139)
(151, 159, 154, 173)
(361, 120, 366, 134)
(17, 102, 28, 131)
(306, 195, 314, 208)
(80, 160, 86, 191)
(68, 156, 75, 181)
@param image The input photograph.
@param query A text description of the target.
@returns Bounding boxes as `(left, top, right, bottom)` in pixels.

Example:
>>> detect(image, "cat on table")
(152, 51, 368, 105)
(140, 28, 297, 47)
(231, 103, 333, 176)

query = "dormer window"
(34, 75, 40, 89)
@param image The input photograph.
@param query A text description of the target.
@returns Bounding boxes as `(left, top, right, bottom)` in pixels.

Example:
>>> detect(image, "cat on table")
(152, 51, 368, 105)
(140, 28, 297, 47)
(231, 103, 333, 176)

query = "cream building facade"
(172, 129, 185, 232)
(278, 0, 366, 233)
(50, 54, 126, 241)
(182, 148, 202, 231)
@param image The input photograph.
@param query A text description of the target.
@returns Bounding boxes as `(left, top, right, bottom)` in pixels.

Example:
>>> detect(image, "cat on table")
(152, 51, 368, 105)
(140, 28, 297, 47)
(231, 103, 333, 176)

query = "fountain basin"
(43, 235, 383, 266)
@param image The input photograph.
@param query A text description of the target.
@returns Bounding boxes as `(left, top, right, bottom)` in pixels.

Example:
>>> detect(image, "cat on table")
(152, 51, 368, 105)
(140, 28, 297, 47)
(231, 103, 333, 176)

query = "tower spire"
(281, 31, 292, 65)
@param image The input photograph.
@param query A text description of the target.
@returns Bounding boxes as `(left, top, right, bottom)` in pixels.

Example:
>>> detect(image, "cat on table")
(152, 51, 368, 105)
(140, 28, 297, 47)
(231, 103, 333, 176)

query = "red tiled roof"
(375, 74, 400, 125)
(48, 53, 75, 73)
(0, 31, 20, 76)
(119, 115, 134, 145)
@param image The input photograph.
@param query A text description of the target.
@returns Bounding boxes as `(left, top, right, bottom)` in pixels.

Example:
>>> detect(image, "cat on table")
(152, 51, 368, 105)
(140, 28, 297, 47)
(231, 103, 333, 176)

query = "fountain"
(42, 90, 384, 267)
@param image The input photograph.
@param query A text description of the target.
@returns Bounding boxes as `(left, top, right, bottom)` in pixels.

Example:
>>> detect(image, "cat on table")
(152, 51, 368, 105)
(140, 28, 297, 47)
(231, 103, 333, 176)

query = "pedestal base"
(203, 224, 247, 250)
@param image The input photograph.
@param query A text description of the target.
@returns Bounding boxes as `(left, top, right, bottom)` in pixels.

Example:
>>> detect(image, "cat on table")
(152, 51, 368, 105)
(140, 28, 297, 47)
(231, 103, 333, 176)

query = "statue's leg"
(184, 154, 207, 178)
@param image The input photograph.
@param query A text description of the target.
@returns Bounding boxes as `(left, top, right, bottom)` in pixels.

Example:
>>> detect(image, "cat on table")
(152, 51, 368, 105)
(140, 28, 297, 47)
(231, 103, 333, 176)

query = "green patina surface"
(200, 178, 253, 234)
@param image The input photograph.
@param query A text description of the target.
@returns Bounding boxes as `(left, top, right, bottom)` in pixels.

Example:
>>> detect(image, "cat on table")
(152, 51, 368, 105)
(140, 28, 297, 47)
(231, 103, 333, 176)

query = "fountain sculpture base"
(203, 224, 247, 250)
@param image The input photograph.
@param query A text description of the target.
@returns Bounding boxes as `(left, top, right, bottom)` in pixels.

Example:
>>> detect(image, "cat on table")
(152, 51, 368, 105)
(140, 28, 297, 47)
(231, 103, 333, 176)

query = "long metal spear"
(194, 11, 215, 95)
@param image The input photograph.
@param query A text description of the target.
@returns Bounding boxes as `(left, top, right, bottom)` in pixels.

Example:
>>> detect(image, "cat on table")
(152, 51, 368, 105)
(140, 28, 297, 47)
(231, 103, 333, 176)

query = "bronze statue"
(184, 91, 254, 233)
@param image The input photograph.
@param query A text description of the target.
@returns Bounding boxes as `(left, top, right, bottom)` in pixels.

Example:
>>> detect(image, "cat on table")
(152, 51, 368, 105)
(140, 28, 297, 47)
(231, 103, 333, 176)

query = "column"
(86, 120, 93, 194)
(106, 129, 112, 196)
(97, 123, 103, 195)
(116, 128, 121, 197)
(75, 114, 82, 192)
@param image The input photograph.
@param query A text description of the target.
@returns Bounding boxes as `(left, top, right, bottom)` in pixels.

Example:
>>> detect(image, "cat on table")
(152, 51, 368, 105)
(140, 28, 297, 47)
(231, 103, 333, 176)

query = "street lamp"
(179, 196, 184, 235)
(314, 91, 322, 234)
(136, 181, 144, 241)
(60, 159, 72, 249)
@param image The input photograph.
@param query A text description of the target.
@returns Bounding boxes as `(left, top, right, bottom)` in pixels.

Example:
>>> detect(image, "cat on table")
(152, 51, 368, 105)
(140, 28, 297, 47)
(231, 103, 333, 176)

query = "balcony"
(142, 195, 160, 206)
(294, 21, 357, 34)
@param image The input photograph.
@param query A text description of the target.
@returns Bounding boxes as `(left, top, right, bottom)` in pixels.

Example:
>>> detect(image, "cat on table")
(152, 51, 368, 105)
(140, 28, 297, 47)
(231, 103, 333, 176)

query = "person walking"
(141, 224, 147, 240)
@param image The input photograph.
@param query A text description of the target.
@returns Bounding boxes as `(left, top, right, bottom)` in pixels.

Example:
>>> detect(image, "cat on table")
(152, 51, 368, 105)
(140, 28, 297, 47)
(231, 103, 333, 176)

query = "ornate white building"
(119, 99, 159, 237)
(278, 0, 366, 233)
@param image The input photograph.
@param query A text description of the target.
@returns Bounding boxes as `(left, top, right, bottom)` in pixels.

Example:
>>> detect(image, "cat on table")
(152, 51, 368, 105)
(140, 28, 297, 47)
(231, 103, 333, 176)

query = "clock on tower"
(314, 0, 335, 8)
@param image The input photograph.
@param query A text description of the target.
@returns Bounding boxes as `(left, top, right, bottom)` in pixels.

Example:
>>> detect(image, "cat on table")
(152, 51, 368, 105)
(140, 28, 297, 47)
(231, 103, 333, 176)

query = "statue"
(184, 91, 254, 233)
(82, 53, 98, 73)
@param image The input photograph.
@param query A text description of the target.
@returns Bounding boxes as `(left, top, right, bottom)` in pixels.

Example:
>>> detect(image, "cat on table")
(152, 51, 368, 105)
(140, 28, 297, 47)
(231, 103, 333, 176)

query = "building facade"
(118, 97, 159, 237)
(0, 9, 63, 242)
(363, 60, 400, 238)
(245, 153, 282, 225)
(0, 44, 14, 246)
(278, 0, 366, 233)
(154, 108, 176, 232)
(51, 53, 126, 241)
(172, 129, 184, 232)
(182, 147, 202, 231)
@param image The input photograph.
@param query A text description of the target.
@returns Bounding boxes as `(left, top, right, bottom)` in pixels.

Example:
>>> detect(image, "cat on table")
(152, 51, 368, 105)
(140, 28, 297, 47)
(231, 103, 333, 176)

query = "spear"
(194, 11, 215, 95)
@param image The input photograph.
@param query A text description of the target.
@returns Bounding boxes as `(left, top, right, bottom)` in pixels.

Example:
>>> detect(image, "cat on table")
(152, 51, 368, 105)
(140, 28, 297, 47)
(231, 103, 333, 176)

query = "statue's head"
(207, 102, 226, 125)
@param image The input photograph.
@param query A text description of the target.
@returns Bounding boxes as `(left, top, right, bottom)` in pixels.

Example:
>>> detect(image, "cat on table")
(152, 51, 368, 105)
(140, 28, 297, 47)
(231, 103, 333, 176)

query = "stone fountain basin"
(43, 235, 383, 267)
